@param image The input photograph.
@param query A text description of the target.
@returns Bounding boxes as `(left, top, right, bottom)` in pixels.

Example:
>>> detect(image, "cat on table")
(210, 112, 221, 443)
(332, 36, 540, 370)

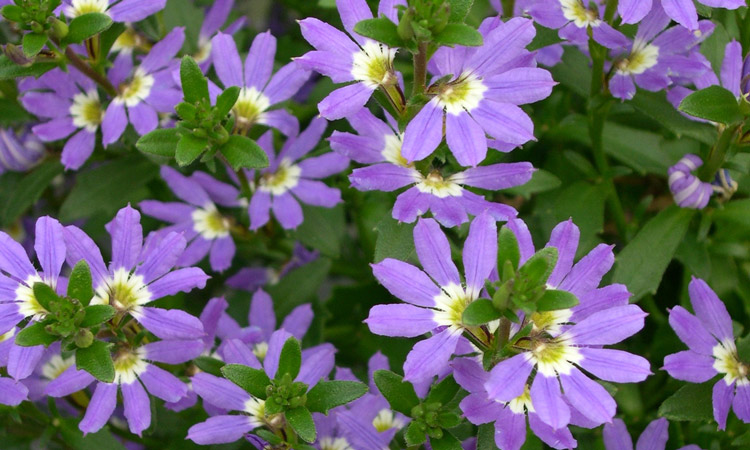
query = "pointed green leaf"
(353, 18, 403, 48)
(497, 226, 520, 271)
(14, 322, 57, 347)
(0, 55, 57, 80)
(657, 381, 713, 421)
(32, 282, 58, 312)
(462, 298, 502, 326)
(373, 369, 419, 416)
(679, 85, 743, 124)
(285, 407, 316, 443)
(447, 0, 474, 22)
(405, 422, 427, 446)
(221, 364, 271, 399)
(180, 56, 209, 103)
(76, 340, 114, 383)
(79, 305, 116, 328)
(426, 375, 460, 405)
(136, 128, 180, 157)
(22, 33, 48, 57)
(430, 432, 463, 450)
(67, 260, 94, 306)
(519, 247, 558, 286)
(175, 133, 208, 166)
(215, 86, 240, 117)
(306, 380, 368, 414)
(537, 289, 579, 312)
(275, 337, 302, 381)
(194, 356, 225, 377)
(433, 23, 482, 47)
(477, 423, 499, 450)
(63, 13, 113, 45)
(219, 135, 269, 170)
(1, 160, 63, 227)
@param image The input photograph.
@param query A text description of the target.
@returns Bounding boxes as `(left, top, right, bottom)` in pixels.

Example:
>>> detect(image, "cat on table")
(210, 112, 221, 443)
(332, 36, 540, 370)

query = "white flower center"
(244, 397, 267, 427)
(436, 72, 487, 115)
(252, 341, 268, 360)
(382, 133, 410, 166)
(433, 283, 473, 327)
(93, 268, 151, 311)
(560, 0, 601, 27)
(351, 40, 397, 89)
(320, 437, 354, 450)
(528, 339, 582, 377)
(233, 87, 270, 129)
(507, 384, 534, 414)
(116, 68, 154, 107)
(372, 409, 405, 432)
(530, 307, 573, 337)
(416, 172, 463, 198)
(258, 160, 301, 195)
(113, 350, 148, 385)
(0, 328, 16, 343)
(70, 90, 103, 132)
(192, 204, 230, 239)
(66, 0, 110, 17)
(15, 274, 51, 318)
(112, 27, 142, 55)
(713, 340, 748, 385)
(617, 43, 659, 75)
(194, 38, 212, 64)
(42, 354, 76, 380)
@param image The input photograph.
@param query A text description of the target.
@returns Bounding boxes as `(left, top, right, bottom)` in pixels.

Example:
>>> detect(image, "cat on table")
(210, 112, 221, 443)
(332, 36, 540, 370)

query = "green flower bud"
(47, 16, 67, 40)
(74, 329, 94, 348)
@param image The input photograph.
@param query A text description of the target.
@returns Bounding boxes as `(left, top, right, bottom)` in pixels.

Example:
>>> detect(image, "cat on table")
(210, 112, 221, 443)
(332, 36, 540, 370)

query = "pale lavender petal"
(139, 364, 187, 402)
(668, 306, 716, 355)
(689, 277, 733, 341)
(249, 289, 276, 338)
(21, 92, 71, 118)
(365, 304, 438, 337)
(557, 244, 615, 297)
(7, 344, 44, 380)
(298, 343, 336, 386)
(272, 192, 304, 229)
(528, 412, 577, 449)
(145, 267, 209, 299)
(0, 233, 35, 280)
(34, 216, 65, 284)
(378, 0, 404, 23)
(219, 338, 262, 368)
(592, 23, 632, 50)
(733, 383, 750, 422)
(127, 102, 158, 135)
(662, 0, 698, 30)
(564, 305, 646, 345)
(291, 180, 341, 207)
(178, 237, 211, 268)
(429, 195, 468, 228)
(0, 307, 22, 336)
(281, 304, 313, 340)
(531, 374, 570, 430)
(263, 329, 293, 379)
(249, 191, 272, 230)
(401, 99, 443, 163)
(101, 102, 127, 146)
(472, 100, 534, 146)
(244, 31, 276, 90)
(263, 61, 311, 104)
(463, 212, 497, 297)
(318, 83, 374, 120)
(0, 378, 28, 406)
(44, 365, 95, 397)
(721, 41, 742, 97)
(211, 33, 243, 88)
(486, 353, 534, 402)
(713, 379, 734, 430)
(506, 218, 535, 264)
(392, 187, 430, 223)
(79, 382, 117, 435)
(106, 205, 142, 272)
(495, 408, 527, 450)
(187, 415, 255, 445)
(349, 164, 419, 191)
(122, 380, 151, 436)
(571, 284, 631, 322)
(483, 68, 556, 104)
(61, 129, 95, 170)
(32, 118, 76, 141)
(298, 153, 349, 179)
(336, 0, 374, 42)
(209, 236, 235, 272)
(446, 110, 487, 167)
(636, 417, 669, 450)
(200, 0, 233, 37)
(294, 51, 353, 84)
(161, 166, 211, 206)
(403, 329, 461, 382)
(559, 367, 616, 426)
(577, 348, 651, 383)
(109, 0, 166, 22)
(278, 116, 327, 163)
(545, 219, 579, 288)
(453, 162, 535, 190)
(134, 306, 205, 340)
(662, 350, 716, 382)
(619, 0, 652, 24)
(610, 73, 636, 101)
(603, 419, 634, 450)
(413, 218, 460, 287)
(142, 339, 203, 364)
(191, 172, 240, 207)
(140, 27, 184, 74)
(139, 201, 193, 224)
(461, 392, 503, 424)
(137, 232, 186, 284)
(192, 372, 251, 410)
(298, 18, 360, 56)
(371, 258, 440, 307)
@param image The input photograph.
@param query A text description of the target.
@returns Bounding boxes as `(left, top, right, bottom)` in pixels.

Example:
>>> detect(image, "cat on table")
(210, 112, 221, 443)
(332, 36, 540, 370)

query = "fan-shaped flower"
(619, 0, 744, 30)
(62, 0, 166, 23)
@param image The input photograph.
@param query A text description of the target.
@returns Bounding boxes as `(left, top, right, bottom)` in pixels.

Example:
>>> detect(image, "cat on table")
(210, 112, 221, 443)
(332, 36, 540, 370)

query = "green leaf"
(76, 340, 114, 383)
(32, 282, 58, 312)
(477, 423, 499, 450)
(405, 421, 427, 446)
(0, 55, 57, 80)
(447, 0, 474, 22)
(503, 169, 561, 199)
(658, 381, 713, 421)
(613, 206, 695, 301)
(519, 247, 558, 286)
(220, 135, 270, 170)
(22, 33, 48, 57)
(180, 56, 209, 103)
(733, 430, 750, 447)
(462, 299, 502, 326)
(285, 407, 316, 443)
(194, 356, 225, 377)
(497, 226, 521, 271)
(373, 370, 420, 416)
(306, 381, 368, 414)
(426, 375, 460, 405)
(430, 432, 463, 450)
(736, 334, 750, 363)
(292, 204, 345, 258)
(59, 154, 158, 222)
(80, 305, 115, 328)
(0, 161, 63, 227)
(136, 128, 180, 158)
(267, 258, 331, 317)
(254, 429, 283, 445)
(537, 289, 579, 311)
(220, 364, 271, 399)
(98, 22, 125, 60)
(528, 23, 564, 51)
(630, 90, 716, 145)
(215, 86, 240, 117)
(679, 85, 743, 124)
(1, 5, 24, 22)
(433, 23, 482, 47)
(374, 216, 416, 263)
(276, 337, 302, 381)
(353, 18, 403, 48)
(14, 322, 57, 347)
(175, 133, 208, 166)
(58, 418, 126, 450)
(63, 13, 113, 45)
(67, 260, 94, 306)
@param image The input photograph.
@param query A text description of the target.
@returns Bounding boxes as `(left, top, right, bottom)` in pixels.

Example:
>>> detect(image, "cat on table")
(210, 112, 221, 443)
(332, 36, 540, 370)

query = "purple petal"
(662, 350, 716, 382)
(244, 31, 276, 90)
(219, 338, 262, 368)
(187, 415, 255, 445)
(472, 100, 534, 147)
(263, 329, 293, 379)
(403, 329, 461, 382)
(137, 231, 187, 284)
(713, 379, 734, 430)
(349, 164, 420, 192)
(318, 82, 374, 120)
(298, 18, 359, 56)
(122, 380, 151, 436)
(298, 153, 349, 179)
(21, 92, 71, 118)
(559, 367, 616, 426)
(636, 417, 669, 450)
(603, 419, 634, 450)
(101, 102, 127, 146)
(495, 408, 527, 450)
(365, 304, 437, 337)
(44, 365, 95, 397)
(61, 129, 95, 170)
(263, 61, 311, 105)
(414, 218, 461, 287)
(571, 284, 631, 323)
(140, 27, 184, 74)
(32, 118, 76, 141)
(109, 0, 166, 22)
(106, 205, 142, 272)
(7, 344, 44, 380)
(545, 219, 579, 288)
(336, 0, 374, 42)
(192, 372, 251, 411)
(139, 201, 193, 224)
(291, 180, 341, 207)
(401, 99, 443, 163)
(528, 412, 577, 449)
(662, 0, 698, 30)
(446, 110, 487, 167)
(610, 73, 636, 101)
(249, 191, 272, 230)
(392, 187, 431, 223)
(577, 348, 652, 383)
(371, 258, 440, 307)
(454, 162, 535, 190)
(486, 353, 534, 402)
(0, 232, 35, 280)
(200, 0, 233, 37)
(451, 357, 488, 394)
(484, 67, 556, 104)
(689, 277, 733, 341)
(161, 165, 211, 206)
(733, 383, 750, 422)
(281, 304, 313, 340)
(298, 343, 336, 387)
(139, 364, 187, 402)
(668, 306, 716, 355)
(505, 218, 535, 264)
(619, 0, 652, 24)
(79, 382, 117, 435)
(564, 305, 647, 345)
(134, 306, 205, 340)
(557, 244, 614, 297)
(249, 289, 276, 339)
(277, 116, 327, 163)
(272, 192, 304, 229)
(463, 212, 497, 297)
(145, 267, 209, 299)
(34, 216, 65, 285)
(209, 236, 235, 272)
(0, 377, 28, 406)
(461, 392, 503, 425)
(530, 374, 570, 430)
(142, 339, 203, 364)
(211, 33, 243, 88)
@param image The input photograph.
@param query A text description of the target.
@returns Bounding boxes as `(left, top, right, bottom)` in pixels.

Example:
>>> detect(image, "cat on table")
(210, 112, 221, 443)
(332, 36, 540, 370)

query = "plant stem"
(699, 123, 741, 181)
(496, 317, 511, 348)
(64, 46, 117, 97)
(500, 0, 515, 17)
(412, 41, 428, 97)
(603, 0, 619, 24)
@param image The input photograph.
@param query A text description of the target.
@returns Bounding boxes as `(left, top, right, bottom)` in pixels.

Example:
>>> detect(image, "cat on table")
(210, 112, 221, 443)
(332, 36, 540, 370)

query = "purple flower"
(401, 17, 554, 167)
(667, 154, 714, 209)
(226, 243, 320, 291)
(663, 277, 750, 429)
(246, 118, 348, 230)
(193, 0, 246, 71)
(603, 417, 704, 450)
(334, 107, 529, 227)
(0, 127, 45, 173)
(62, 205, 209, 340)
(0, 216, 66, 335)
(366, 212, 499, 382)
(296, 0, 404, 120)
(21, 67, 104, 170)
(62, 0, 166, 23)
(600, 3, 713, 100)
(210, 31, 310, 136)
(524, 0, 625, 50)
(483, 218, 651, 430)
(620, 0, 744, 30)
(140, 166, 240, 272)
(102, 27, 185, 146)
(44, 338, 203, 435)
(187, 328, 335, 445)
(0, 329, 31, 406)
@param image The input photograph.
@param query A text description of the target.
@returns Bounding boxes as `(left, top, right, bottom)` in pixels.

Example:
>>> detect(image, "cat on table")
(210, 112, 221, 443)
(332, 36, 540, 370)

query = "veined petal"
(372, 258, 440, 307)
(350, 164, 419, 192)
(446, 110, 487, 168)
(298, 18, 360, 56)
(211, 33, 244, 88)
(401, 99, 443, 163)
(713, 379, 734, 430)
(403, 328, 461, 382)
(619, 0, 652, 24)
(7, 344, 44, 380)
(577, 348, 652, 383)
(559, 367, 616, 426)
(545, 219, 579, 288)
(106, 205, 143, 272)
(485, 353, 534, 402)
(557, 244, 615, 297)
(0, 378, 28, 406)
(636, 417, 669, 450)
(146, 267, 209, 300)
(662, 350, 716, 382)
(365, 304, 437, 337)
(414, 218, 461, 287)
(668, 306, 716, 355)
(461, 392, 503, 425)
(192, 372, 251, 411)
(452, 357, 488, 393)
(139, 364, 187, 402)
(662, 0, 698, 30)
(79, 382, 117, 435)
(563, 305, 646, 345)
(44, 365, 95, 397)
(187, 415, 256, 445)
(142, 339, 203, 364)
(603, 419, 634, 450)
(122, 380, 151, 436)
(528, 412, 577, 450)
(689, 277, 733, 341)
(463, 212, 497, 298)
(133, 307, 205, 340)
(530, 373, 570, 430)
(452, 162, 535, 190)
(318, 82, 374, 120)
(244, 31, 276, 90)
(281, 304, 313, 340)
(109, 0, 167, 22)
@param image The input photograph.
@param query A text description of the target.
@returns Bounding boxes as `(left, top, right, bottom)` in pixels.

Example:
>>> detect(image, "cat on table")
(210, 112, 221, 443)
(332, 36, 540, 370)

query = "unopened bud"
(48, 17, 68, 40)
(74, 329, 94, 348)
(4, 44, 33, 66)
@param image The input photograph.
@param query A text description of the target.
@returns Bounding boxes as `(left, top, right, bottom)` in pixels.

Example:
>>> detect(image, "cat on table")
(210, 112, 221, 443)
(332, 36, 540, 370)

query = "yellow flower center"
(436, 72, 487, 115)
(372, 409, 405, 432)
(713, 340, 749, 385)
(117, 69, 154, 107)
(93, 268, 151, 311)
(113, 350, 148, 384)
(66, 0, 109, 17)
(529, 338, 582, 377)
(416, 172, 463, 198)
(617, 43, 659, 75)
(530, 307, 573, 336)
(233, 87, 270, 130)
(192, 205, 231, 239)
(433, 284, 473, 327)
(560, 0, 601, 27)
(351, 40, 397, 89)
(258, 160, 301, 195)
(70, 90, 103, 131)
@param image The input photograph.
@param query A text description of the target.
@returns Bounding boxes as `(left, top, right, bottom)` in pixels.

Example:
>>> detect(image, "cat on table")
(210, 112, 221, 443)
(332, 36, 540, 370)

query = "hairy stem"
(412, 41, 428, 97)
(64, 46, 117, 97)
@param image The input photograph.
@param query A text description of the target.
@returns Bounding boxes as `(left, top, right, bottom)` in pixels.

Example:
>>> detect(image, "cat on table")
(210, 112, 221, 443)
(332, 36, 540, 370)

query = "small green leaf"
(497, 226, 520, 271)
(679, 85, 743, 124)
(285, 407, 316, 443)
(405, 422, 427, 446)
(136, 128, 180, 157)
(215, 86, 240, 117)
(276, 337, 302, 381)
(431, 432, 463, 450)
(0, 55, 57, 80)
(1, 5, 24, 22)
(306, 380, 368, 414)
(67, 260, 94, 306)
(220, 364, 271, 399)
(22, 33, 48, 57)
(219, 135, 269, 170)
(477, 423, 499, 450)
(374, 216, 416, 263)
(658, 381, 714, 421)
(254, 429, 283, 445)
(175, 133, 208, 166)
(537, 289, 579, 312)
(32, 282, 58, 312)
(194, 356, 225, 377)
(353, 17, 403, 48)
(462, 299, 502, 326)
(1, 161, 63, 227)
(76, 340, 114, 383)
(98, 22, 125, 60)
(519, 247, 558, 286)
(15, 322, 57, 347)
(64, 13, 113, 45)
(426, 375, 460, 405)
(447, 0, 474, 22)
(433, 23, 482, 47)
(180, 56, 209, 103)
(373, 370, 420, 416)
(79, 305, 116, 328)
